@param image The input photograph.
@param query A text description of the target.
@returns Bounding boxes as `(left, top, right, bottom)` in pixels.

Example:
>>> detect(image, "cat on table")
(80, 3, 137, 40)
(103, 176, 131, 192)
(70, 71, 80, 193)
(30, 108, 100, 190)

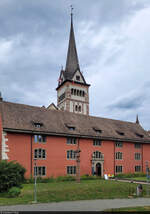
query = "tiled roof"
(0, 101, 150, 143)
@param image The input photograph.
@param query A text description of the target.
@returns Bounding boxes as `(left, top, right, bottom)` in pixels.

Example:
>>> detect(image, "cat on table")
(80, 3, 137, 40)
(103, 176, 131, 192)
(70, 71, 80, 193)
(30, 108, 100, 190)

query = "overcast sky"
(0, 0, 150, 130)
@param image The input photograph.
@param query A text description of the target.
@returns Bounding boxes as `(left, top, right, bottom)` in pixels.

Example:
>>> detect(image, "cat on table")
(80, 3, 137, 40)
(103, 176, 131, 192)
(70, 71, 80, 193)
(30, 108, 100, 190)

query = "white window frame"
(135, 165, 141, 172)
(115, 152, 123, 160)
(67, 166, 76, 175)
(135, 153, 141, 160)
(34, 166, 46, 176)
(34, 148, 46, 159)
(93, 139, 101, 146)
(67, 137, 77, 145)
(115, 142, 123, 148)
(116, 165, 123, 173)
(67, 150, 76, 159)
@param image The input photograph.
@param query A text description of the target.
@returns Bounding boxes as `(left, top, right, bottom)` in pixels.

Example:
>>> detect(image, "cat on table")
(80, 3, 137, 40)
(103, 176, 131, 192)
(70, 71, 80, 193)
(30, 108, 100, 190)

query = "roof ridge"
(2, 101, 47, 110)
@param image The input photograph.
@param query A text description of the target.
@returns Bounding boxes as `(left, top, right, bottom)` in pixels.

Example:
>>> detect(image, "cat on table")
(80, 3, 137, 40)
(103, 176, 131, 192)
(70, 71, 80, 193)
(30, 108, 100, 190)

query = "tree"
(0, 160, 26, 193)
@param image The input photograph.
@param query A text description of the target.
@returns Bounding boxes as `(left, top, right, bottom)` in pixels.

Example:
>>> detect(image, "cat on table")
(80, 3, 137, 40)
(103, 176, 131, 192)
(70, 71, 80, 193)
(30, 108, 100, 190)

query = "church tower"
(56, 11, 90, 115)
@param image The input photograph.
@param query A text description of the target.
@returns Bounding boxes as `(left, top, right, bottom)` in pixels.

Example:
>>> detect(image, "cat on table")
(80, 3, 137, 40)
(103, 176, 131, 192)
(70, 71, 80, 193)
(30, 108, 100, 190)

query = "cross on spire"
(70, 5, 73, 17)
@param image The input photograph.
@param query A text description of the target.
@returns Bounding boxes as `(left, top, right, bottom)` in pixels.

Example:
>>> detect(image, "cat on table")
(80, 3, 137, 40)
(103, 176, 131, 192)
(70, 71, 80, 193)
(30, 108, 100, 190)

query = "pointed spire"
(0, 92, 3, 101)
(65, 6, 80, 75)
(136, 114, 139, 124)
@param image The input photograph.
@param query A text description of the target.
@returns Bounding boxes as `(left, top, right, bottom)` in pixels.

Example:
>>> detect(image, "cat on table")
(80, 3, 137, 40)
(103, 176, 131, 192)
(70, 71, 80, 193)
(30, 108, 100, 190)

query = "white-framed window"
(135, 143, 141, 149)
(93, 139, 101, 146)
(135, 153, 141, 160)
(67, 150, 76, 159)
(76, 75, 80, 81)
(75, 105, 82, 112)
(93, 151, 102, 159)
(34, 148, 46, 159)
(115, 152, 123, 160)
(34, 166, 46, 176)
(67, 166, 76, 175)
(34, 135, 46, 143)
(67, 137, 77, 145)
(116, 165, 123, 173)
(115, 142, 123, 148)
(135, 165, 141, 172)
(34, 123, 43, 128)
(58, 92, 65, 102)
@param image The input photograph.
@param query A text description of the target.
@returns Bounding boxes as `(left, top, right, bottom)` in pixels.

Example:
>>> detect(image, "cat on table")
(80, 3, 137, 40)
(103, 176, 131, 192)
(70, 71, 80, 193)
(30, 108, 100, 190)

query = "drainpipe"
(76, 138, 81, 183)
(30, 133, 33, 177)
(142, 144, 143, 172)
(114, 142, 115, 176)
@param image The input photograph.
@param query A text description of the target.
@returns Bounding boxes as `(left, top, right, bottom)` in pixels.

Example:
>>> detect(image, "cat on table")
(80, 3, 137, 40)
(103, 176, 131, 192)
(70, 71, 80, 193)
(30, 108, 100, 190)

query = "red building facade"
(0, 14, 150, 178)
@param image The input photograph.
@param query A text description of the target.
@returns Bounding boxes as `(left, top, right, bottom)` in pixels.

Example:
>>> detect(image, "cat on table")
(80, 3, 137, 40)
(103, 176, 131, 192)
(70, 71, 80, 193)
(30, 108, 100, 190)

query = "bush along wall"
(0, 160, 26, 193)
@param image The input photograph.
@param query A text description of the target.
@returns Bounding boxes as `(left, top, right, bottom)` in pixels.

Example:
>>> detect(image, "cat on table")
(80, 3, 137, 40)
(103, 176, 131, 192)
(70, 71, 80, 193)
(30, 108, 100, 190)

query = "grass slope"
(108, 206, 150, 212)
(0, 179, 149, 206)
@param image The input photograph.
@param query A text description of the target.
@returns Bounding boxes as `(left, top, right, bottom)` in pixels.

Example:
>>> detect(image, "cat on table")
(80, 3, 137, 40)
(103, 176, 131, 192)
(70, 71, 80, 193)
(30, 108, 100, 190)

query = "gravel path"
(0, 198, 150, 211)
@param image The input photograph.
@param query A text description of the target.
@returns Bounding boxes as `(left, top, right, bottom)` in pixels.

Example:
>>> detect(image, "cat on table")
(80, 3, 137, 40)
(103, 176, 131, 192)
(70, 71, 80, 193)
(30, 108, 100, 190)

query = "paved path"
(0, 198, 150, 211)
(115, 179, 150, 185)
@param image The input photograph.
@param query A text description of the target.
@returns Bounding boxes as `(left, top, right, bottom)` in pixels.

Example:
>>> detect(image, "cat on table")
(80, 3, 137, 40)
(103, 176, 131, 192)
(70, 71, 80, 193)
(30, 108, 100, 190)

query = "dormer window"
(65, 124, 75, 131)
(116, 130, 124, 136)
(34, 122, 43, 128)
(76, 75, 80, 81)
(68, 127, 75, 131)
(93, 127, 102, 134)
(135, 133, 144, 138)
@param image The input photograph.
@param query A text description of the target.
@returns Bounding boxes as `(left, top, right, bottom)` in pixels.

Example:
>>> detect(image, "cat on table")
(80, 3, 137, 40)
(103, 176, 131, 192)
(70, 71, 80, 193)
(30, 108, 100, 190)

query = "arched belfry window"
(71, 88, 73, 95)
(78, 106, 81, 112)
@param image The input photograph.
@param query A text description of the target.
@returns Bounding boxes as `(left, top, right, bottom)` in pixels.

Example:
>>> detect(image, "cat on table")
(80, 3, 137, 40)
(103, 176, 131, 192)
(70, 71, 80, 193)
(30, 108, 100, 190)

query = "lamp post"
(34, 159, 37, 203)
(75, 148, 81, 183)
(91, 153, 95, 176)
(146, 161, 150, 196)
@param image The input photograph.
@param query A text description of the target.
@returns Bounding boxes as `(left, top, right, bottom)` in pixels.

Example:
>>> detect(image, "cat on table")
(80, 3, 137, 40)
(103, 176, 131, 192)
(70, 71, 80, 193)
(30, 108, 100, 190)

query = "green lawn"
(107, 206, 150, 212)
(128, 177, 148, 182)
(0, 179, 149, 206)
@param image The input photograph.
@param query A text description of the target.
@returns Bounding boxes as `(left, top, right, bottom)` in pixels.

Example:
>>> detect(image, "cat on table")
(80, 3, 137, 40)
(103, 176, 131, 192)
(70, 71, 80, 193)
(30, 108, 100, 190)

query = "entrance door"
(96, 163, 101, 176)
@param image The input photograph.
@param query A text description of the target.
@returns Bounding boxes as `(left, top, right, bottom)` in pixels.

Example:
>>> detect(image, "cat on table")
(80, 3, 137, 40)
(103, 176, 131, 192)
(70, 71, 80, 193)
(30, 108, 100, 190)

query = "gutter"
(3, 128, 150, 144)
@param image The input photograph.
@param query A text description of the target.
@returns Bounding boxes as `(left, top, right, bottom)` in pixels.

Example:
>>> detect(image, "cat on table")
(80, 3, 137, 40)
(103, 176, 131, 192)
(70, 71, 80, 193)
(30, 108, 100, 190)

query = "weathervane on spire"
(70, 5, 74, 17)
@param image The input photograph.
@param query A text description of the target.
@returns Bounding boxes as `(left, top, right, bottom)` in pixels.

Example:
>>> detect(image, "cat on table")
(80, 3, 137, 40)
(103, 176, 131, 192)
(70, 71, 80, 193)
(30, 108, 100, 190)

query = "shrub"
(81, 174, 100, 180)
(8, 187, 21, 198)
(115, 173, 146, 179)
(56, 175, 76, 182)
(0, 160, 26, 193)
(25, 176, 55, 184)
(37, 177, 55, 183)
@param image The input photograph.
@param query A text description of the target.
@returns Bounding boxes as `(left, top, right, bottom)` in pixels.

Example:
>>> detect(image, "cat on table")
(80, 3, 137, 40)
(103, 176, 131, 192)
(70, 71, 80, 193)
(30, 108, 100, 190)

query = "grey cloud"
(0, 0, 149, 39)
(107, 82, 150, 111)
(108, 95, 144, 110)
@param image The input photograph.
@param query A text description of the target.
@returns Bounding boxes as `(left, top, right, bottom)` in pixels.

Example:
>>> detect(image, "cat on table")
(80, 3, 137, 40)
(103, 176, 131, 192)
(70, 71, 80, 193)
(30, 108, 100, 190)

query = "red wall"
(143, 144, 150, 172)
(4, 131, 150, 178)
(114, 142, 143, 174)
(0, 114, 2, 160)
(6, 133, 31, 178)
